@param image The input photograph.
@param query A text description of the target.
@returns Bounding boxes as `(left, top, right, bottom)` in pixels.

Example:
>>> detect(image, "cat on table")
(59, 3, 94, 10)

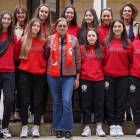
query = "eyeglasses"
(17, 12, 25, 15)
(101, 8, 112, 11)
(57, 25, 67, 29)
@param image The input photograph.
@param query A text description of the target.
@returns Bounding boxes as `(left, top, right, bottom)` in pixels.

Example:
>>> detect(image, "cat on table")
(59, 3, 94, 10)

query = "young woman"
(44, 18, 81, 139)
(100, 8, 113, 37)
(78, 8, 105, 45)
(26, 4, 52, 124)
(53, 5, 80, 37)
(10, 5, 29, 123)
(0, 11, 18, 138)
(120, 2, 139, 42)
(103, 18, 133, 136)
(129, 24, 140, 137)
(18, 18, 46, 138)
(79, 28, 106, 137)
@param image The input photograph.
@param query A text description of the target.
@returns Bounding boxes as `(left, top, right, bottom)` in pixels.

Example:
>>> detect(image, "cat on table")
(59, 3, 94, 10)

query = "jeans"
(47, 75, 75, 131)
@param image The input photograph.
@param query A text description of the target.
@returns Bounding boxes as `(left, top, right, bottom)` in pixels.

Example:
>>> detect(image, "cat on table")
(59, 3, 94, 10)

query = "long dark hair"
(0, 11, 15, 43)
(61, 5, 77, 25)
(84, 28, 102, 60)
(105, 18, 129, 49)
(78, 8, 99, 45)
(13, 5, 29, 28)
(138, 23, 140, 39)
(33, 4, 52, 37)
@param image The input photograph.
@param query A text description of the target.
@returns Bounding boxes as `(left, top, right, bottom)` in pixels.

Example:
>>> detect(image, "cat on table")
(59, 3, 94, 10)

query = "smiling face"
(32, 21, 40, 36)
(113, 21, 124, 38)
(122, 6, 132, 20)
(39, 6, 49, 22)
(85, 11, 94, 24)
(2, 13, 11, 30)
(87, 30, 98, 45)
(16, 9, 26, 24)
(65, 7, 74, 23)
(101, 10, 112, 26)
(56, 20, 68, 37)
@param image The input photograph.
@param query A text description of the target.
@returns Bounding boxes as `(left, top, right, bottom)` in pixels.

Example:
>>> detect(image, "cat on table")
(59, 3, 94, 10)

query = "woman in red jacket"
(18, 18, 46, 138)
(79, 28, 106, 137)
(103, 18, 133, 137)
(78, 8, 105, 45)
(0, 11, 18, 138)
(100, 8, 113, 37)
(129, 24, 140, 137)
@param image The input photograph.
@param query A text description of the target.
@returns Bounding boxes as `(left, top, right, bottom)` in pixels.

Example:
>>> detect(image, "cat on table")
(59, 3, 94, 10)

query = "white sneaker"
(110, 125, 117, 137)
(40, 115, 44, 124)
(136, 128, 140, 137)
(116, 125, 124, 136)
(31, 125, 40, 137)
(28, 114, 34, 123)
(1, 128, 12, 138)
(96, 128, 106, 137)
(81, 127, 91, 137)
(20, 125, 29, 138)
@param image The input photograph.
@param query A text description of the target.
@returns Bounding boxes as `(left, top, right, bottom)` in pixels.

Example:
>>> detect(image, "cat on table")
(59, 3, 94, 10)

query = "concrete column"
(93, 0, 106, 19)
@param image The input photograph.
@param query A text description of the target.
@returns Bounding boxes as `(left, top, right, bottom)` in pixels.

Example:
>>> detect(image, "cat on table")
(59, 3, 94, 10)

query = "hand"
(74, 79, 79, 89)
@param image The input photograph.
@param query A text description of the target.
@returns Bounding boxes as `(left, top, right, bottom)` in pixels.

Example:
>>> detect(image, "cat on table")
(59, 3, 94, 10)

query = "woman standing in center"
(44, 18, 81, 139)
(103, 18, 133, 136)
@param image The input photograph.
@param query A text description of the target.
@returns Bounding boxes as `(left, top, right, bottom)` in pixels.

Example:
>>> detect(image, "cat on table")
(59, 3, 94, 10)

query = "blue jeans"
(47, 75, 75, 131)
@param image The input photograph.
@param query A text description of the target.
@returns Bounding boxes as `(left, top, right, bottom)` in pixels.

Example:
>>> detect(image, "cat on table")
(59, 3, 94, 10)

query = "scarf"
(129, 21, 135, 42)
(50, 33, 73, 76)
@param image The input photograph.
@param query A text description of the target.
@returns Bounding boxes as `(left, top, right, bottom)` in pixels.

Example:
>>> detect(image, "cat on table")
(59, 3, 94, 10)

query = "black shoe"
(56, 130, 63, 138)
(65, 131, 72, 139)
(15, 119, 21, 122)
(10, 119, 16, 123)
(126, 114, 132, 121)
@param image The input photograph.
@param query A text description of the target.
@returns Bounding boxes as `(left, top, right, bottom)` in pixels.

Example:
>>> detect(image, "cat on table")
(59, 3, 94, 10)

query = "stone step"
(8, 121, 137, 136)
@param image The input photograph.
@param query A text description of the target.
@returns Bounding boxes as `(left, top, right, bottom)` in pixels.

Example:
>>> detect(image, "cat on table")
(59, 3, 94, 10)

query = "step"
(7, 121, 137, 136)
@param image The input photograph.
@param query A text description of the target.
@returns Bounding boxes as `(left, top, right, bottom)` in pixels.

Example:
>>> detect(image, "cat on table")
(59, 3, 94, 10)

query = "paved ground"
(1, 135, 140, 140)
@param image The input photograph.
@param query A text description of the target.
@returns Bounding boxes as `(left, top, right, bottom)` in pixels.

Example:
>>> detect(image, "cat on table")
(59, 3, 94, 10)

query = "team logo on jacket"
(130, 85, 136, 92)
(81, 84, 87, 92)
(105, 81, 109, 89)
(69, 47, 72, 56)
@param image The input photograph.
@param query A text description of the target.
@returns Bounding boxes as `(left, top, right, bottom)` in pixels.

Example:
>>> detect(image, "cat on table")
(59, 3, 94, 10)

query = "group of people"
(0, 1, 140, 139)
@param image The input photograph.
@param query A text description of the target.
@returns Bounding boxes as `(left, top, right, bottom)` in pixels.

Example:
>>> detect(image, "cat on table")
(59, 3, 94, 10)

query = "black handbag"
(0, 38, 9, 57)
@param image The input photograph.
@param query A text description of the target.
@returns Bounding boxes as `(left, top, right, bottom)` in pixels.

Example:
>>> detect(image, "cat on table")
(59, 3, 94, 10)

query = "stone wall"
(59, 0, 140, 26)
(0, 0, 27, 14)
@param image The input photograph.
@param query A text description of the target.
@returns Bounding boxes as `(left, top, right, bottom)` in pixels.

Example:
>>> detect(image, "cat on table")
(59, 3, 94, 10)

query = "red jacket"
(130, 40, 140, 78)
(103, 38, 133, 77)
(100, 24, 110, 38)
(18, 37, 47, 75)
(80, 45, 105, 81)
(134, 33, 139, 42)
(0, 32, 18, 72)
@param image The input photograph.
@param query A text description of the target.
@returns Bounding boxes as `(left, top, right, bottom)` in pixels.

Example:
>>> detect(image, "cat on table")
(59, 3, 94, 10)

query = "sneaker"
(1, 128, 12, 138)
(40, 115, 44, 124)
(136, 128, 140, 137)
(116, 125, 124, 136)
(96, 128, 106, 137)
(20, 126, 28, 138)
(28, 114, 34, 123)
(109, 125, 117, 137)
(81, 127, 91, 137)
(31, 125, 40, 137)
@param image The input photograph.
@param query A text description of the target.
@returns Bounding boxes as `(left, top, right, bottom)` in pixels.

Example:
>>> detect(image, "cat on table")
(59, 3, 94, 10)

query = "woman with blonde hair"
(18, 18, 47, 138)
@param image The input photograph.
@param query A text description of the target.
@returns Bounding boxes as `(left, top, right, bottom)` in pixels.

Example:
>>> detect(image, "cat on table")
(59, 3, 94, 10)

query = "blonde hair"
(20, 18, 44, 59)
